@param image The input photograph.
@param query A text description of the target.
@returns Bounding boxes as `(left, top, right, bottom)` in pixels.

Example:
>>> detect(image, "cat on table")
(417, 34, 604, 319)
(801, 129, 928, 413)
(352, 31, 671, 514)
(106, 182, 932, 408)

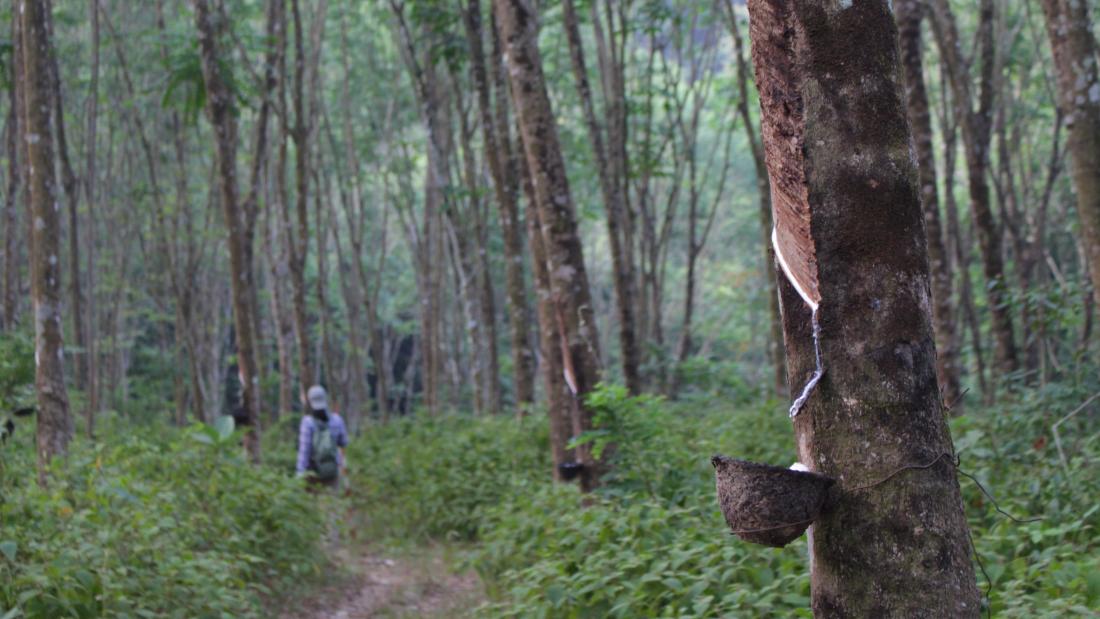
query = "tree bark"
(1039, 0, 1100, 313)
(193, 0, 261, 460)
(288, 0, 316, 392)
(895, 0, 962, 410)
(19, 0, 73, 486)
(84, 0, 101, 433)
(43, 4, 86, 398)
(462, 0, 536, 414)
(494, 0, 604, 490)
(719, 0, 786, 396)
(3, 65, 21, 331)
(560, 0, 641, 395)
(930, 0, 1018, 375)
(745, 0, 980, 614)
(521, 153, 574, 480)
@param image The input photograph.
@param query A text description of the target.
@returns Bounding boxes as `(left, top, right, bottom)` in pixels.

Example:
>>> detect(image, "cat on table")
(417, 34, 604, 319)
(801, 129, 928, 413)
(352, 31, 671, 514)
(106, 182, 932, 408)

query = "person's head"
(306, 385, 328, 419)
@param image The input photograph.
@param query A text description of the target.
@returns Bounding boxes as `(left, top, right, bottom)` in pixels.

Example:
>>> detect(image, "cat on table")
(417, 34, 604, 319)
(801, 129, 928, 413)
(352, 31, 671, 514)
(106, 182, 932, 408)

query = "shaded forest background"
(0, 0, 1099, 616)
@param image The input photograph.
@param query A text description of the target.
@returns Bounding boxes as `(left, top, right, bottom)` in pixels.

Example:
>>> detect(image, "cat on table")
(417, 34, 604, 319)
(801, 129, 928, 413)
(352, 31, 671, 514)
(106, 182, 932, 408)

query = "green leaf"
(0, 541, 16, 561)
(215, 415, 235, 441)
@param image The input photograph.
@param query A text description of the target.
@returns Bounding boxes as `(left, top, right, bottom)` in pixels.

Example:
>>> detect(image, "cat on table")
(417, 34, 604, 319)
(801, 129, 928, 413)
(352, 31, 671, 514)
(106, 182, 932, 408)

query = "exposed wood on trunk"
(745, 0, 980, 613)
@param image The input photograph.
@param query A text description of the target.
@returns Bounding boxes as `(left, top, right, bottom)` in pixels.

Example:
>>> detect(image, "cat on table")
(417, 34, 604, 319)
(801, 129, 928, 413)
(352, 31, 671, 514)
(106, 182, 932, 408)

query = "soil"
(271, 513, 484, 618)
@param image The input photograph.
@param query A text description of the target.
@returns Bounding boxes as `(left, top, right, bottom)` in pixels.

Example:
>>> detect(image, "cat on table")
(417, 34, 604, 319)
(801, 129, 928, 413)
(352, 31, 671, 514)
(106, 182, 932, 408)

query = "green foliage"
(346, 413, 549, 542)
(0, 333, 34, 413)
(0, 420, 323, 618)
(351, 382, 1098, 617)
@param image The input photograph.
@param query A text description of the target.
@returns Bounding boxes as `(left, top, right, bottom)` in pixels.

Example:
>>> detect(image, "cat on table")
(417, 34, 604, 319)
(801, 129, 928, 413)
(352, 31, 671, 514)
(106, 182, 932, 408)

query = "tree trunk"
(43, 5, 86, 397)
(193, 0, 261, 460)
(462, 0, 536, 414)
(719, 0, 786, 396)
(494, 0, 604, 490)
(521, 154, 574, 480)
(288, 0, 315, 393)
(896, 0, 962, 410)
(1039, 0, 1100, 313)
(84, 0, 101, 433)
(930, 0, 1017, 376)
(3, 72, 21, 331)
(560, 0, 641, 395)
(19, 0, 73, 486)
(745, 0, 980, 614)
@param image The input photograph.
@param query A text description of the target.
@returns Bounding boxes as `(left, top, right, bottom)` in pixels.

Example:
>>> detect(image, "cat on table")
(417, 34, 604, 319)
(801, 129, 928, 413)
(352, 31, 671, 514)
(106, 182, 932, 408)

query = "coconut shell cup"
(711, 455, 835, 548)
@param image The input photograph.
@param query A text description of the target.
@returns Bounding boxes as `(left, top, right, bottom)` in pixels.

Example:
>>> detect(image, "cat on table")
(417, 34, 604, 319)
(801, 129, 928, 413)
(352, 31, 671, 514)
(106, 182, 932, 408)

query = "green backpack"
(310, 420, 340, 482)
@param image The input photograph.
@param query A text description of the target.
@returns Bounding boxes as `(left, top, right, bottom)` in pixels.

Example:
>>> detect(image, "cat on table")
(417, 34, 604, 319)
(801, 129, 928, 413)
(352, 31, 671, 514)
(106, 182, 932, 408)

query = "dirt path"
(275, 541, 484, 619)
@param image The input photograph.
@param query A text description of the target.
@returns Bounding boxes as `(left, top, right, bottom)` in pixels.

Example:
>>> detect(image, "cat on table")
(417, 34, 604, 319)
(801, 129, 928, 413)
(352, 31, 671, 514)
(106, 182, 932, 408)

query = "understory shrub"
(351, 382, 1099, 618)
(0, 417, 324, 619)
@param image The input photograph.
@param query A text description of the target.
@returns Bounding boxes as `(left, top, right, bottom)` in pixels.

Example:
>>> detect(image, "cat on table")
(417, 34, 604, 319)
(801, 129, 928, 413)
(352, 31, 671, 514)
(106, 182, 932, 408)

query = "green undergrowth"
(0, 414, 325, 619)
(349, 382, 1099, 618)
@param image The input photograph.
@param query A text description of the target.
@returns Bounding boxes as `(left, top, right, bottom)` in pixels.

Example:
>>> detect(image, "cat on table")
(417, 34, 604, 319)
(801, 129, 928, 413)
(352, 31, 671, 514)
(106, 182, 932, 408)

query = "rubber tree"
(744, 0, 980, 614)
(895, 0, 961, 409)
(1039, 0, 1100, 314)
(494, 0, 604, 490)
(20, 0, 74, 486)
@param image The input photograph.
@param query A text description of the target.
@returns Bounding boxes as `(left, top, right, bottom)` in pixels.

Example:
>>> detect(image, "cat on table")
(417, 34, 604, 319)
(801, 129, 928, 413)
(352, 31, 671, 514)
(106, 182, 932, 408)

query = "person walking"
(296, 385, 349, 488)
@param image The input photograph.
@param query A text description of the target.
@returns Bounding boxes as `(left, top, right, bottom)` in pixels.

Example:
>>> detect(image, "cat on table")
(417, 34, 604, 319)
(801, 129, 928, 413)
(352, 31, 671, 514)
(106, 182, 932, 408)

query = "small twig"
(955, 466, 1042, 524)
(847, 452, 955, 492)
(944, 387, 971, 413)
(1052, 390, 1100, 477)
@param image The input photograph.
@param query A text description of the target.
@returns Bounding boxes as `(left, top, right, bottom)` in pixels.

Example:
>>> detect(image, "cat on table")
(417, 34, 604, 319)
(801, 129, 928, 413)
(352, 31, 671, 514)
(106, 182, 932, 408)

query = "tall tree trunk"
(3, 71, 21, 331)
(84, 0, 101, 433)
(43, 4, 85, 397)
(193, 0, 261, 460)
(896, 0, 962, 409)
(521, 154, 574, 480)
(462, 0, 536, 414)
(560, 0, 641, 394)
(1039, 0, 1100, 312)
(930, 0, 1017, 376)
(288, 0, 315, 392)
(20, 0, 73, 486)
(719, 0, 786, 396)
(745, 0, 979, 614)
(494, 0, 604, 490)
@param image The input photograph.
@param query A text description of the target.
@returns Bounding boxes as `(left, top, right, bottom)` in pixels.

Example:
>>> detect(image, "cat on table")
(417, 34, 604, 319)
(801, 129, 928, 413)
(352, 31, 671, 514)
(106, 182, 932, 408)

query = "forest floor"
(271, 504, 484, 618)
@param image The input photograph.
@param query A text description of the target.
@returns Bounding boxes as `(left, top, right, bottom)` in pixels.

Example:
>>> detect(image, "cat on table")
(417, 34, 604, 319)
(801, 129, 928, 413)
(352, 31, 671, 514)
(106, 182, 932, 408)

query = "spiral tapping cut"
(771, 227, 823, 419)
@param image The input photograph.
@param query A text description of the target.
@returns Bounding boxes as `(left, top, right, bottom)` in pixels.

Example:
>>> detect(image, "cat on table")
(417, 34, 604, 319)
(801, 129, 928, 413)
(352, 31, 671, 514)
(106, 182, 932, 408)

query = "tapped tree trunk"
(745, 0, 979, 615)
(1039, 0, 1100, 313)
(20, 0, 73, 486)
(494, 0, 604, 490)
(896, 0, 962, 410)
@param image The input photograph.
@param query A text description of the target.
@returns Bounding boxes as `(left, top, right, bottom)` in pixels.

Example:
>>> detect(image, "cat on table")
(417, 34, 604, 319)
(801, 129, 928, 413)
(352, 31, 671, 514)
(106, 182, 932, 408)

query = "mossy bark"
(745, 0, 980, 615)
